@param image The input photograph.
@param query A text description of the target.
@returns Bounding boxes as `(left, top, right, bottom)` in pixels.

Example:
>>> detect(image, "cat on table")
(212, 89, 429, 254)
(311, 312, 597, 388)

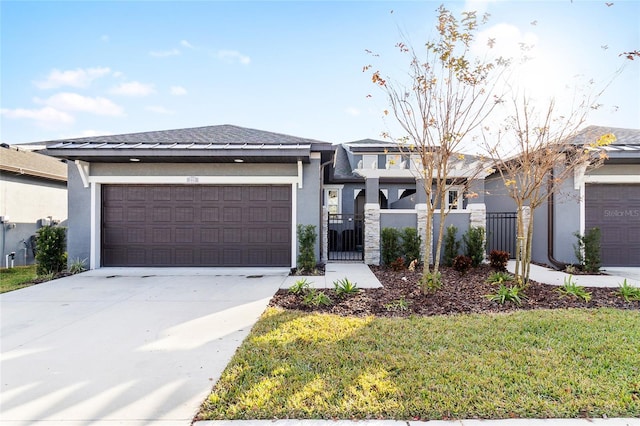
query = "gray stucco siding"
(434, 212, 471, 262)
(380, 211, 418, 229)
(296, 157, 323, 262)
(90, 162, 298, 177)
(66, 164, 92, 266)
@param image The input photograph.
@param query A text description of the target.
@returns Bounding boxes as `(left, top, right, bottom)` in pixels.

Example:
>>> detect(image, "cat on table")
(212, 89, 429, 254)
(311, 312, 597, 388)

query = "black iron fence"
(328, 213, 364, 261)
(486, 212, 517, 258)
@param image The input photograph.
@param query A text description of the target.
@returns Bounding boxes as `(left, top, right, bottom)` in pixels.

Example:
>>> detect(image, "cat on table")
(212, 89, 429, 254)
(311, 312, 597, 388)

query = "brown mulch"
(269, 264, 639, 317)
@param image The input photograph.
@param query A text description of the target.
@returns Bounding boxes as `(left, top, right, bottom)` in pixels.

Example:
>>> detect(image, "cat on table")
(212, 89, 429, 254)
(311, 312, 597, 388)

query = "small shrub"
(489, 250, 509, 271)
(564, 264, 577, 274)
(384, 297, 410, 312)
(381, 228, 401, 266)
(573, 227, 601, 273)
(289, 278, 311, 294)
(297, 224, 317, 273)
(390, 257, 405, 271)
(35, 226, 67, 275)
(616, 279, 640, 302)
(463, 226, 485, 267)
(452, 255, 472, 275)
(557, 275, 592, 302)
(486, 271, 514, 285)
(302, 289, 332, 307)
(487, 284, 526, 305)
(419, 271, 442, 293)
(401, 227, 421, 264)
(69, 257, 88, 274)
(334, 277, 359, 297)
(443, 225, 461, 267)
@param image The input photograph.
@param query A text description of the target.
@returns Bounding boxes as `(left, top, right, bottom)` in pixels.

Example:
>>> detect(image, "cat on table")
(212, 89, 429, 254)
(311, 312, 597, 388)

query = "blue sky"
(1, 0, 638, 146)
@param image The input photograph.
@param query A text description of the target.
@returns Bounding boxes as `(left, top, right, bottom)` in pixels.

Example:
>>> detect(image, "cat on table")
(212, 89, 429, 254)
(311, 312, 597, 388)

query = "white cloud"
(180, 40, 194, 49)
(0, 107, 75, 128)
(345, 107, 361, 117)
(146, 105, 174, 115)
(217, 50, 251, 65)
(170, 86, 187, 96)
(35, 92, 124, 116)
(149, 48, 181, 57)
(63, 129, 114, 139)
(100, 35, 109, 42)
(113, 71, 124, 78)
(34, 67, 111, 89)
(109, 81, 156, 96)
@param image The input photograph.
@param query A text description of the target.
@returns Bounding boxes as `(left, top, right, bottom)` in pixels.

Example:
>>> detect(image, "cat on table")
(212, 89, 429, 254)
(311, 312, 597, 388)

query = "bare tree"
(366, 6, 508, 290)
(484, 92, 616, 284)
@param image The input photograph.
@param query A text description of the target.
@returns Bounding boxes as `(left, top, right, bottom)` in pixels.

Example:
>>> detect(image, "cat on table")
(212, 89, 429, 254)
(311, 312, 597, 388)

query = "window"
(385, 154, 404, 169)
(446, 188, 463, 210)
(362, 155, 378, 169)
(324, 186, 343, 214)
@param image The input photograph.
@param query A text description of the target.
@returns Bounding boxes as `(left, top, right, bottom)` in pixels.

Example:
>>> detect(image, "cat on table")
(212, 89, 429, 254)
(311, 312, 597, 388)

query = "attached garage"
(585, 183, 640, 267)
(102, 184, 292, 267)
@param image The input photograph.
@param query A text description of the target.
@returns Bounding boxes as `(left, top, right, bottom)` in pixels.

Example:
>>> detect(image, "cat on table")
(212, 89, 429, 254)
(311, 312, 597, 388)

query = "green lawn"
(0, 265, 38, 293)
(199, 307, 640, 421)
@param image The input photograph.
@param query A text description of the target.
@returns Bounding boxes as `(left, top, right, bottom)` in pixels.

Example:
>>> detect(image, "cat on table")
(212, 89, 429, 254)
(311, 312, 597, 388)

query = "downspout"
(547, 168, 568, 270)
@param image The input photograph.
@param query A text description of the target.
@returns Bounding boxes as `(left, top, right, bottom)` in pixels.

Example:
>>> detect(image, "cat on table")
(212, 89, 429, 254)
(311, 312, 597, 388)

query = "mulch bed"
(269, 264, 640, 317)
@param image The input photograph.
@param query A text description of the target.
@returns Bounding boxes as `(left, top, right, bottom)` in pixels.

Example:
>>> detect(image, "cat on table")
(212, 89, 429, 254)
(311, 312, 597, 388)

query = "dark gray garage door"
(585, 184, 640, 267)
(102, 184, 291, 267)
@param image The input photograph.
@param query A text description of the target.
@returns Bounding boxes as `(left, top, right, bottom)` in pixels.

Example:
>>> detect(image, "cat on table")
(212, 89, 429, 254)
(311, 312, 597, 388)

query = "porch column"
(364, 177, 380, 265)
(468, 203, 487, 259)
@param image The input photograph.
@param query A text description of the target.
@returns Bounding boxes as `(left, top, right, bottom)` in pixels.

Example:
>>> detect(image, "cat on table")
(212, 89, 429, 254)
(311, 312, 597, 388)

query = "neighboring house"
(484, 126, 640, 268)
(325, 139, 489, 264)
(44, 125, 333, 269)
(0, 144, 67, 266)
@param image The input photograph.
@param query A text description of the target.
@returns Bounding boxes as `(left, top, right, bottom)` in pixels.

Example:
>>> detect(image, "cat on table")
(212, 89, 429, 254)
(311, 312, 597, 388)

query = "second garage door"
(102, 184, 292, 267)
(585, 183, 640, 267)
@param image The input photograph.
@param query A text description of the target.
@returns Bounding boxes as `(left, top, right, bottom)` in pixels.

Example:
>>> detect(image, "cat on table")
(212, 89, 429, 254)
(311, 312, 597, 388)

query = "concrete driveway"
(0, 267, 288, 425)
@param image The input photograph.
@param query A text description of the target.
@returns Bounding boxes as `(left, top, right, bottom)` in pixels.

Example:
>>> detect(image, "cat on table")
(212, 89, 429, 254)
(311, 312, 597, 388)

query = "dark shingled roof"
(42, 124, 333, 163)
(570, 126, 640, 159)
(44, 124, 330, 146)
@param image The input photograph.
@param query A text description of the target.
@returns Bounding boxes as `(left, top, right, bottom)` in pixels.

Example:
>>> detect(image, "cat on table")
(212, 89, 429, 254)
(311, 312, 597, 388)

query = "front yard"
(198, 307, 640, 421)
(0, 265, 38, 293)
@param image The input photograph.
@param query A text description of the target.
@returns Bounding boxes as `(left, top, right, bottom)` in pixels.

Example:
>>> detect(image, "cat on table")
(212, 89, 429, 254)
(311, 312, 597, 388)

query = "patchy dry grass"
(198, 307, 640, 421)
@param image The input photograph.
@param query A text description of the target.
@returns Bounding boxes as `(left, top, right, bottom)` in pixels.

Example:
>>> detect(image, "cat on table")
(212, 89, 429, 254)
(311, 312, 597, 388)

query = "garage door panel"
(586, 183, 640, 267)
(271, 207, 290, 222)
(201, 207, 219, 222)
(250, 186, 268, 201)
(200, 228, 219, 243)
(223, 207, 242, 222)
(102, 184, 292, 267)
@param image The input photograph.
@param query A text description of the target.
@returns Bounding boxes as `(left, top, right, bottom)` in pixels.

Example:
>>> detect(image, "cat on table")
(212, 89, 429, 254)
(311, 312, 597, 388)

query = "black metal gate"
(328, 213, 364, 261)
(486, 212, 517, 258)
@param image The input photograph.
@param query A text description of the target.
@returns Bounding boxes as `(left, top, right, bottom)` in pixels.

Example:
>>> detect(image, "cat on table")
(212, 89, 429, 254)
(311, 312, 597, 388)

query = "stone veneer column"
(321, 206, 328, 264)
(364, 203, 380, 265)
(468, 203, 487, 260)
(416, 203, 432, 264)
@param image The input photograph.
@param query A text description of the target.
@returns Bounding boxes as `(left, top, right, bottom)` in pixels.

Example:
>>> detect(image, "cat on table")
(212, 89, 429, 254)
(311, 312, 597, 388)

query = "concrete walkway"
(507, 261, 640, 287)
(281, 263, 383, 289)
(0, 268, 288, 426)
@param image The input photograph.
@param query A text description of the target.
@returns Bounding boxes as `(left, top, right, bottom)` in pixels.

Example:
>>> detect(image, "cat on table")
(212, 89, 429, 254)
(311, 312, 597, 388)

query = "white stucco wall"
(0, 176, 67, 223)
